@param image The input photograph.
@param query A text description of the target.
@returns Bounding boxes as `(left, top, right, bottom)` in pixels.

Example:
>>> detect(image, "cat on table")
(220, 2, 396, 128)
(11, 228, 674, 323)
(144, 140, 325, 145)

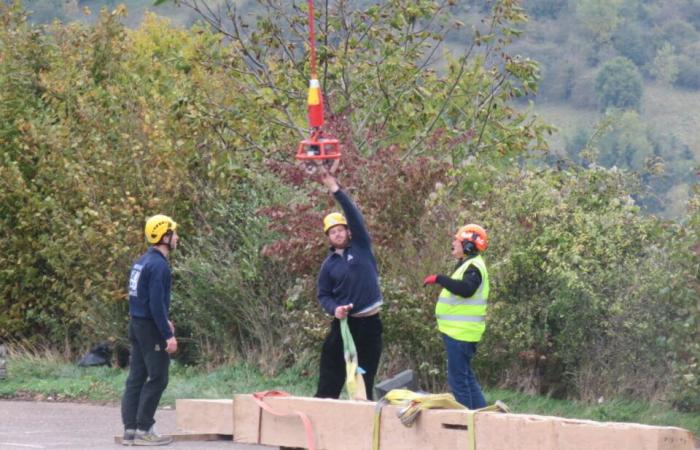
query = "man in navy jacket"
(314, 171, 383, 400)
(121, 214, 178, 446)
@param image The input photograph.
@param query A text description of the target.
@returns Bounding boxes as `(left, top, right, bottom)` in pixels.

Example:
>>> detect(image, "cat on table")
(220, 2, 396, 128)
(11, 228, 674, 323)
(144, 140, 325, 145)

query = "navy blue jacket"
(127, 247, 173, 340)
(317, 190, 383, 316)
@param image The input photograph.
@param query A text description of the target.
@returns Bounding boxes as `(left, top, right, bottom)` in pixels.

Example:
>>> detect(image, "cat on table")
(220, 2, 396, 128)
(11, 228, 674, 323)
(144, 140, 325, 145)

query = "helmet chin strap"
(155, 232, 175, 253)
(165, 235, 176, 252)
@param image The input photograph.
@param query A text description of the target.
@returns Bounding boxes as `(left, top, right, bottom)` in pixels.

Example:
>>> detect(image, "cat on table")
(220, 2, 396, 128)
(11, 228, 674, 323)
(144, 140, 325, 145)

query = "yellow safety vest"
(435, 255, 489, 342)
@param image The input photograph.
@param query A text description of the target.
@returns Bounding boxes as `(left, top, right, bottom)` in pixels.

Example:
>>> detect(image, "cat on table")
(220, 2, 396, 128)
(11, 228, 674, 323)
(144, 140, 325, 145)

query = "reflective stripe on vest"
(437, 296, 487, 306)
(435, 255, 489, 342)
(435, 314, 485, 322)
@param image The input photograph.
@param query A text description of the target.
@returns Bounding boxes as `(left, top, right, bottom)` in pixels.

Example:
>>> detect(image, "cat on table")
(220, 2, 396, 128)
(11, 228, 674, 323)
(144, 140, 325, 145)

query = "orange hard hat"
(455, 224, 488, 252)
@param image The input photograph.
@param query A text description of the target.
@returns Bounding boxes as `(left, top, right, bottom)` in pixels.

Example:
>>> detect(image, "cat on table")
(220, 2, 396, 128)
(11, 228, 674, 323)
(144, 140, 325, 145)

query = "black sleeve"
(436, 267, 482, 298)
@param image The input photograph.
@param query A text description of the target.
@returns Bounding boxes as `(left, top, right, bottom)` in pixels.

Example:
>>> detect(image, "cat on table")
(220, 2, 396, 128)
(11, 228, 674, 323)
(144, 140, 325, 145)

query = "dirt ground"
(0, 400, 277, 449)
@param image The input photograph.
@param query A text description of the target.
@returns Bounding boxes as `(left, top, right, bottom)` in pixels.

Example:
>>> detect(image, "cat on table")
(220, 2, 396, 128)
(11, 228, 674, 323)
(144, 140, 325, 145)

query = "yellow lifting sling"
(340, 318, 367, 400)
(372, 389, 510, 450)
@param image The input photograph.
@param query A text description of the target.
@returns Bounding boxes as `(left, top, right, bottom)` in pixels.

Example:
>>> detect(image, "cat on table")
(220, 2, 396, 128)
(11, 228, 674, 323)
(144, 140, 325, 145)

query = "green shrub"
(538, 53, 579, 101)
(612, 22, 652, 67)
(656, 19, 698, 53)
(595, 57, 643, 110)
(650, 42, 679, 85)
(665, 187, 700, 411)
(569, 68, 598, 109)
(674, 46, 700, 90)
(0, 6, 271, 348)
(576, 0, 623, 44)
(525, 0, 568, 19)
(171, 179, 299, 372)
(562, 113, 696, 217)
(444, 163, 697, 410)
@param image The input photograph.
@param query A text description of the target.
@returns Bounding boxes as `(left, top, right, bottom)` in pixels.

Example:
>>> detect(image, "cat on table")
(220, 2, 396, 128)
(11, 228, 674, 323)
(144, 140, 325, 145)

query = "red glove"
(423, 274, 438, 286)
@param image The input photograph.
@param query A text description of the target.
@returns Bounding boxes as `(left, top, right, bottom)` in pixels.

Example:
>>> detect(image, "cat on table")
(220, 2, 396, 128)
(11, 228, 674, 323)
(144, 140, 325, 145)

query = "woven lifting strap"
(372, 389, 510, 450)
(340, 318, 367, 400)
(252, 390, 316, 450)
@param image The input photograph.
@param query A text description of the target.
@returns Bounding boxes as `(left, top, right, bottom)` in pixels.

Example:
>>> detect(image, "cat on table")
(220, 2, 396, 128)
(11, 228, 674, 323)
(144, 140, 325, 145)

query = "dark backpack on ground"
(77, 343, 112, 367)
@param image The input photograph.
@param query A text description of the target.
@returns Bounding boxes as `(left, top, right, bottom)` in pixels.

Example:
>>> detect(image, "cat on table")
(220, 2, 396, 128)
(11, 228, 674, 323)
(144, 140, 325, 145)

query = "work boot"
(132, 428, 172, 446)
(122, 429, 136, 446)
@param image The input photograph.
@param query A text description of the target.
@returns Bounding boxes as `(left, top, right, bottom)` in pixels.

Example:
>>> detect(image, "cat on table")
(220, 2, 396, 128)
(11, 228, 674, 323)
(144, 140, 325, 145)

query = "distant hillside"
(534, 82, 700, 178)
(509, 0, 699, 217)
(21, 0, 700, 217)
(643, 84, 700, 157)
(534, 82, 700, 217)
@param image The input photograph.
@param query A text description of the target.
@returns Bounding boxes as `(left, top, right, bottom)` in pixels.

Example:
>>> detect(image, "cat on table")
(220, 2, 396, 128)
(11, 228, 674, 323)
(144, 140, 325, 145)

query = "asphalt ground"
(0, 400, 278, 450)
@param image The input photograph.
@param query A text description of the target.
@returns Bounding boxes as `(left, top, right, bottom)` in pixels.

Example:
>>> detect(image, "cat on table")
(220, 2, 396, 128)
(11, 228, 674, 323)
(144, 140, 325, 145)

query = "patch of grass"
(0, 355, 128, 403)
(531, 102, 599, 152)
(162, 361, 317, 404)
(488, 388, 700, 437)
(0, 353, 316, 406)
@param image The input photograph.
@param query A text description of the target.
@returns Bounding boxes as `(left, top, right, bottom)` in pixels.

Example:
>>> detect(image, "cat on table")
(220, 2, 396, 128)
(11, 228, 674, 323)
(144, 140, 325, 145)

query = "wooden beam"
(175, 399, 234, 435)
(477, 412, 695, 450)
(234, 396, 374, 450)
(231, 394, 695, 450)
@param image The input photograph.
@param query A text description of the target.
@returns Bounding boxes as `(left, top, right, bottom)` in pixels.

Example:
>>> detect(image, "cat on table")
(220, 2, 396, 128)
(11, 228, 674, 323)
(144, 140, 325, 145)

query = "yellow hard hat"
(455, 223, 488, 252)
(145, 214, 178, 244)
(323, 212, 347, 233)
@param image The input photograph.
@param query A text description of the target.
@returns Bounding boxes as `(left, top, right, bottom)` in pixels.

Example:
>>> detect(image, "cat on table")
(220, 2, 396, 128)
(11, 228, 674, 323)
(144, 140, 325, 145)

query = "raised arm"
(320, 171, 371, 247)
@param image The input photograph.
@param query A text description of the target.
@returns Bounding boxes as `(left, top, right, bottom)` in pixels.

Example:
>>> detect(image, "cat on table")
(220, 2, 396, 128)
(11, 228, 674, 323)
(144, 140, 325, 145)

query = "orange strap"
(252, 390, 316, 450)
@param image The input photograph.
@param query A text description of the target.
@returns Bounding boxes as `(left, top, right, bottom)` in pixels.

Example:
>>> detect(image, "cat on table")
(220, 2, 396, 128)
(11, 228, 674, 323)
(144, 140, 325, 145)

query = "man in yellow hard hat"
(423, 224, 489, 409)
(121, 214, 179, 446)
(315, 170, 383, 400)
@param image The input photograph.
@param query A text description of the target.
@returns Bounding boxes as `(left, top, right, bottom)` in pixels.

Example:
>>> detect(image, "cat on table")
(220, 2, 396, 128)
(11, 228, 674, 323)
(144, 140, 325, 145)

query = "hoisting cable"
(307, 0, 317, 82)
(295, 0, 341, 173)
(306, 0, 323, 130)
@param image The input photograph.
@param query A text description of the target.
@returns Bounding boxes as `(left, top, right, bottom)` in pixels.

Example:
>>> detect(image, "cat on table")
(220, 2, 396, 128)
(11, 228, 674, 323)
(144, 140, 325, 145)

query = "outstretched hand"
(318, 165, 340, 192)
(423, 274, 438, 287)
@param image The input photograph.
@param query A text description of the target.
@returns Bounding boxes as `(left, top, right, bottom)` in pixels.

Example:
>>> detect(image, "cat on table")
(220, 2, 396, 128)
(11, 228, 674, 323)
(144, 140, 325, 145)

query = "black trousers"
(121, 318, 170, 431)
(314, 314, 383, 400)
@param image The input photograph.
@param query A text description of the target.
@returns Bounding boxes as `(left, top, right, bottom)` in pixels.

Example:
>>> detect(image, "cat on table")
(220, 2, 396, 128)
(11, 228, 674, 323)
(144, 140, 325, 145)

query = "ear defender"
(462, 232, 480, 254)
(463, 240, 475, 254)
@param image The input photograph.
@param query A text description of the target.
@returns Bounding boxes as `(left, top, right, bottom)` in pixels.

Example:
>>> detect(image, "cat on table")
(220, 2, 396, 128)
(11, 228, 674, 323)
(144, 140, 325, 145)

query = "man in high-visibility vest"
(423, 224, 489, 409)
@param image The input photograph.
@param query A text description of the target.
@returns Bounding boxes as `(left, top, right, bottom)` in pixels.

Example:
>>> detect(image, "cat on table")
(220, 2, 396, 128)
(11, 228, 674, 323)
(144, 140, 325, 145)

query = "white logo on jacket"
(128, 264, 143, 297)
